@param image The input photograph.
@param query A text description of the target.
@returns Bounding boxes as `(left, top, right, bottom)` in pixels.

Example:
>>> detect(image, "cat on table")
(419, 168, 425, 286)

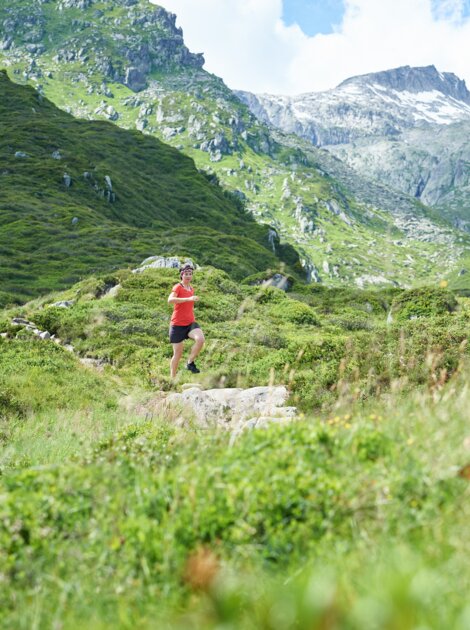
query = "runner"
(168, 263, 205, 378)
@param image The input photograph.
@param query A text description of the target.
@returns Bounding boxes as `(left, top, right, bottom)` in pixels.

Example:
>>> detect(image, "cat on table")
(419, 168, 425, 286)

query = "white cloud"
(154, 0, 470, 95)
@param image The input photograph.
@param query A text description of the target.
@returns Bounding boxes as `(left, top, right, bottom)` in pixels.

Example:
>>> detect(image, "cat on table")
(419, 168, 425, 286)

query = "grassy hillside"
(0, 70, 300, 306)
(1, 266, 469, 627)
(1, 0, 468, 288)
(2, 266, 468, 410)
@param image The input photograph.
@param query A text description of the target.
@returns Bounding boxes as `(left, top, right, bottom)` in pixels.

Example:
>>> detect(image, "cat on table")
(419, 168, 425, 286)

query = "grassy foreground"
(1, 365, 470, 628)
(1, 271, 470, 628)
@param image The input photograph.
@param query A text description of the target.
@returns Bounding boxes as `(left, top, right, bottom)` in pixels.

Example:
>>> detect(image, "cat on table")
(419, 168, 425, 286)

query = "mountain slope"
(236, 65, 470, 227)
(1, 3, 468, 289)
(0, 71, 300, 306)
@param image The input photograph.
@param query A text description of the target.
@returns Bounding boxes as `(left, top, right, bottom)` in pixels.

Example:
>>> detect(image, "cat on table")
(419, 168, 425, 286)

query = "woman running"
(168, 263, 205, 378)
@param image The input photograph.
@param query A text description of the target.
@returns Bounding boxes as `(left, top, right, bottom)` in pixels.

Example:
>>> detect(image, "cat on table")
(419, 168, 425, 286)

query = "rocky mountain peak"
(338, 65, 470, 104)
(0, 0, 205, 92)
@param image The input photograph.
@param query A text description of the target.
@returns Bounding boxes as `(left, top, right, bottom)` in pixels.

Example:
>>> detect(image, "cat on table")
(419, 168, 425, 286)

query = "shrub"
(0, 383, 26, 420)
(31, 306, 65, 336)
(270, 300, 319, 326)
(391, 288, 458, 320)
(252, 286, 287, 305)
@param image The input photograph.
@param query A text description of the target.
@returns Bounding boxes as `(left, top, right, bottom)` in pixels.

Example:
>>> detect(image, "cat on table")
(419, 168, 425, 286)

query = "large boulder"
(124, 66, 147, 92)
(132, 256, 195, 273)
(162, 385, 297, 431)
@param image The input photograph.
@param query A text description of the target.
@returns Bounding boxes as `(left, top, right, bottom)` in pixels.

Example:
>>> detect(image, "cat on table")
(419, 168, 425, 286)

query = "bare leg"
(187, 329, 205, 364)
(170, 342, 184, 378)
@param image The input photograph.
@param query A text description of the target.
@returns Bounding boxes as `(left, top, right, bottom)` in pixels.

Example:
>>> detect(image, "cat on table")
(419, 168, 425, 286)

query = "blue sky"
(282, 0, 345, 36)
(158, 1, 470, 95)
(282, 0, 470, 35)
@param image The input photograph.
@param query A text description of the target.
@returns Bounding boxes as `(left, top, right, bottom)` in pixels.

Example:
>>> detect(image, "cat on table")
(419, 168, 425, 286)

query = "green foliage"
(270, 300, 319, 325)
(1, 269, 465, 414)
(0, 337, 117, 415)
(1, 0, 469, 297)
(0, 386, 469, 628)
(0, 71, 301, 305)
(0, 382, 25, 421)
(391, 287, 458, 320)
(0, 265, 469, 627)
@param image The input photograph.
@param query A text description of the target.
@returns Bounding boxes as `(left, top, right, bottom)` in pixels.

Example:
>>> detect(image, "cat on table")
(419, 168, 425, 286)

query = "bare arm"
(168, 291, 199, 304)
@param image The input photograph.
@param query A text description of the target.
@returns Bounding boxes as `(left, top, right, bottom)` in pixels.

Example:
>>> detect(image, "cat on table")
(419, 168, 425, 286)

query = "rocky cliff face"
(0, 0, 204, 91)
(236, 66, 470, 224)
(338, 65, 470, 103)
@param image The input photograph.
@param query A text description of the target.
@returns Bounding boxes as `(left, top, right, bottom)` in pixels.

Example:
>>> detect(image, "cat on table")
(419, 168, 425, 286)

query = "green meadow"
(0, 70, 300, 307)
(1, 265, 470, 628)
(1, 18, 470, 625)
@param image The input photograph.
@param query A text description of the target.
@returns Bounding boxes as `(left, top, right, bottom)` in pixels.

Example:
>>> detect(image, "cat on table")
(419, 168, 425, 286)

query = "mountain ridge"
(1, 1, 469, 289)
(236, 65, 470, 229)
(338, 65, 470, 104)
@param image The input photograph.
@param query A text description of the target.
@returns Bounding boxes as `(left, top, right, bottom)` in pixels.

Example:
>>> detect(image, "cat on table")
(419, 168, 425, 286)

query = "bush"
(391, 288, 458, 320)
(0, 383, 26, 420)
(252, 286, 287, 305)
(270, 300, 319, 326)
(31, 306, 65, 336)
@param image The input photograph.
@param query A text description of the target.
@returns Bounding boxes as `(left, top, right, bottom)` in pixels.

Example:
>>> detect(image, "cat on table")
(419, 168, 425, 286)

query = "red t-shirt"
(170, 283, 196, 326)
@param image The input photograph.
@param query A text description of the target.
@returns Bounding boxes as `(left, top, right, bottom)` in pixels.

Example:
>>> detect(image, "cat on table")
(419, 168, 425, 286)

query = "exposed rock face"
(1, 0, 204, 92)
(58, 0, 94, 9)
(339, 65, 470, 103)
(132, 255, 195, 274)
(237, 66, 470, 221)
(237, 65, 470, 146)
(124, 66, 147, 92)
(161, 385, 297, 432)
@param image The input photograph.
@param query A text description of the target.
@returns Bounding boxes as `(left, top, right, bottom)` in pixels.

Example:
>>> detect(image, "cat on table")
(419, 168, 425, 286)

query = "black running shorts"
(169, 322, 200, 344)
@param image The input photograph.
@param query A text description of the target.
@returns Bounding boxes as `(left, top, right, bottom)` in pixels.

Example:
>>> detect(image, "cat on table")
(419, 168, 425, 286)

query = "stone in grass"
(164, 385, 296, 429)
(11, 317, 31, 326)
(63, 173, 72, 187)
(50, 300, 75, 308)
(14, 151, 28, 158)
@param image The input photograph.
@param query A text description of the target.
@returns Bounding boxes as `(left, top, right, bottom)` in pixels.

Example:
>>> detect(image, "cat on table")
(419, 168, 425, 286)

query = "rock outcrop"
(237, 66, 470, 219)
(160, 385, 297, 433)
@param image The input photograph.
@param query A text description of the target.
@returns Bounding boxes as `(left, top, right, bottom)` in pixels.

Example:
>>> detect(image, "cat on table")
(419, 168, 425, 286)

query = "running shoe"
(186, 361, 200, 374)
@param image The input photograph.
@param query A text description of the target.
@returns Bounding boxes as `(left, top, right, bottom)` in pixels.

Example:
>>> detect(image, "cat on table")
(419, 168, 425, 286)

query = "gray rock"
(105, 105, 119, 121)
(51, 150, 62, 160)
(14, 151, 28, 158)
(0, 38, 13, 50)
(71, 217, 79, 225)
(58, 0, 93, 9)
(11, 317, 31, 326)
(103, 284, 121, 298)
(162, 385, 297, 430)
(124, 66, 147, 92)
(63, 173, 72, 187)
(133, 255, 189, 273)
(50, 300, 75, 308)
(104, 175, 112, 191)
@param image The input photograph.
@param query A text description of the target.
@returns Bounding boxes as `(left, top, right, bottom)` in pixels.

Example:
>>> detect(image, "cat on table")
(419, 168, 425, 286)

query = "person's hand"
(190, 295, 200, 302)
